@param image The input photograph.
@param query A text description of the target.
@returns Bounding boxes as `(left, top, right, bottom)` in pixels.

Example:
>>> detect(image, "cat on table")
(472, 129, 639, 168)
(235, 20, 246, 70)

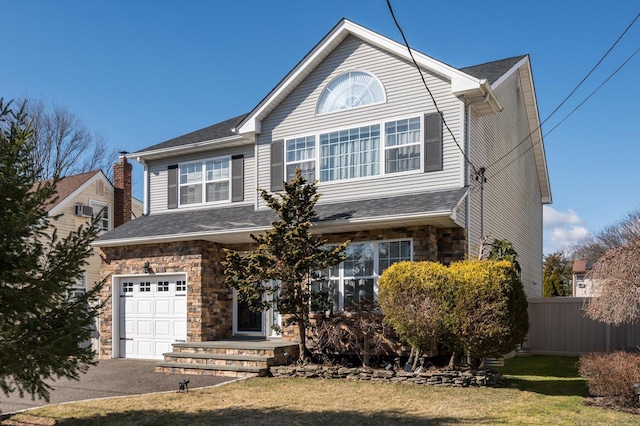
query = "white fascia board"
(491, 55, 529, 90)
(237, 19, 484, 135)
(49, 171, 112, 216)
(131, 135, 247, 163)
(519, 60, 552, 204)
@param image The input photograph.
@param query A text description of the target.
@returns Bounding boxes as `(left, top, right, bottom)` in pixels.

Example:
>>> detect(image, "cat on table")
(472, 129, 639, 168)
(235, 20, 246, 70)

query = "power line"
(486, 11, 640, 172)
(486, 46, 640, 180)
(386, 0, 477, 175)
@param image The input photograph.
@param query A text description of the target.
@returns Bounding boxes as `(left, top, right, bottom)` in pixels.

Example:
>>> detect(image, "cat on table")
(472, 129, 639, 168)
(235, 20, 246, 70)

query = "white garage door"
(119, 276, 187, 359)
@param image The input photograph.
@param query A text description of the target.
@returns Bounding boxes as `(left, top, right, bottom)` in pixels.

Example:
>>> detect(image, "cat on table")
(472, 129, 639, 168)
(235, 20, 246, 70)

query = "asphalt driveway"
(0, 359, 236, 415)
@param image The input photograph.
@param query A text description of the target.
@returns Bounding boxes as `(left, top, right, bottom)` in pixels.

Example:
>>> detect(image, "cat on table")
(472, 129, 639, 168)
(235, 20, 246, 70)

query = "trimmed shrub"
(378, 261, 450, 356)
(579, 351, 640, 407)
(445, 259, 529, 365)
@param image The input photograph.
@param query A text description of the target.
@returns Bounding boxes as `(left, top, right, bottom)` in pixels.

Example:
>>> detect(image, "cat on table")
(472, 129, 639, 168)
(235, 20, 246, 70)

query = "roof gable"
(47, 170, 113, 215)
(37, 170, 101, 212)
(460, 55, 528, 85)
(237, 18, 501, 136)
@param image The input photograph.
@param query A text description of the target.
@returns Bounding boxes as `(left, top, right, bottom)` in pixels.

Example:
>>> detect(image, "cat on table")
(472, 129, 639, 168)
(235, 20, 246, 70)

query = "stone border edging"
(270, 365, 502, 387)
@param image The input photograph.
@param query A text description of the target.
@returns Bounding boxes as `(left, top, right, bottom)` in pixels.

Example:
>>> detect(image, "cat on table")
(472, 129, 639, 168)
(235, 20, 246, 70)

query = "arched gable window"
(317, 71, 385, 114)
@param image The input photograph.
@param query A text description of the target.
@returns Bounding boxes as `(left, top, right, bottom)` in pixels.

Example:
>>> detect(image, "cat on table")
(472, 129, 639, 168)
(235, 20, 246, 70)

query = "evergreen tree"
(543, 251, 572, 297)
(0, 100, 104, 404)
(223, 170, 347, 360)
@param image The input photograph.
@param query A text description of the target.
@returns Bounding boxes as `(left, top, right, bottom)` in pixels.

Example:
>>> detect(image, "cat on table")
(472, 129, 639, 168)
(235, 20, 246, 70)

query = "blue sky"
(1, 0, 639, 254)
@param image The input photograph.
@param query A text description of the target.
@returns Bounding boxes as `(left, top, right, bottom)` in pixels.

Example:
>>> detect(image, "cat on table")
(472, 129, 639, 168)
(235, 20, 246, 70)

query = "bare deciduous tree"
(21, 98, 116, 180)
(584, 238, 640, 325)
(572, 208, 640, 263)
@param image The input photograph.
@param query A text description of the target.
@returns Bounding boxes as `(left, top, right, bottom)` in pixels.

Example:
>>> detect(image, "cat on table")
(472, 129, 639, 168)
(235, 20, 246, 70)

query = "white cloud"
(543, 206, 583, 227)
(543, 206, 591, 254)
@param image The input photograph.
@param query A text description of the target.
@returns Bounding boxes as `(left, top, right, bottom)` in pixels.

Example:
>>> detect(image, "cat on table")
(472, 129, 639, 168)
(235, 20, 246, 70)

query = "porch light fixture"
(143, 261, 151, 274)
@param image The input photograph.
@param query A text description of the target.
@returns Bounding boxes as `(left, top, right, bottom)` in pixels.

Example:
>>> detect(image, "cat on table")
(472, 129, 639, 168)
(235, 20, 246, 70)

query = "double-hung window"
(312, 239, 412, 311)
(179, 157, 230, 206)
(385, 117, 421, 173)
(89, 200, 110, 232)
(285, 136, 315, 182)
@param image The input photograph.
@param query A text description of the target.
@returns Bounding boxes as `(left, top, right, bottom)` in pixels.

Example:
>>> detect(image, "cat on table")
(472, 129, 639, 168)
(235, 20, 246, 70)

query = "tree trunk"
(363, 334, 370, 367)
(448, 352, 456, 369)
(412, 349, 421, 370)
(298, 320, 307, 362)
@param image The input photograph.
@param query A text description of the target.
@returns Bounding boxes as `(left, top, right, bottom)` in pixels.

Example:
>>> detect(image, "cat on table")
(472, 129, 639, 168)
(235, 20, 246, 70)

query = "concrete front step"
(162, 351, 273, 368)
(156, 340, 299, 377)
(156, 361, 267, 378)
(171, 341, 298, 358)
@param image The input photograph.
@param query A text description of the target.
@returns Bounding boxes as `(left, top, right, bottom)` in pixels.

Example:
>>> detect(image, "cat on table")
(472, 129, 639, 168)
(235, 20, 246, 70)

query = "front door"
(236, 297, 263, 333)
(233, 284, 281, 337)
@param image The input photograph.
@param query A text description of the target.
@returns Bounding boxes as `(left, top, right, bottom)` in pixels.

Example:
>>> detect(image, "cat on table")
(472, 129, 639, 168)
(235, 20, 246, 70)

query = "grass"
(3, 356, 640, 425)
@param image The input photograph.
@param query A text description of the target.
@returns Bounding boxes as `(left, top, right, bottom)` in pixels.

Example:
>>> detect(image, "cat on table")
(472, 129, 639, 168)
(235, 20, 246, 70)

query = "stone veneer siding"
(99, 225, 465, 358)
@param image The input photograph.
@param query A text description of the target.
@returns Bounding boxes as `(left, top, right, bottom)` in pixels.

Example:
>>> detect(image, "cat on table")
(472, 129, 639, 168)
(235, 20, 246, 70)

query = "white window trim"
(283, 114, 425, 185)
(178, 155, 232, 207)
(284, 135, 316, 182)
(315, 238, 413, 311)
(316, 70, 387, 116)
(89, 199, 111, 232)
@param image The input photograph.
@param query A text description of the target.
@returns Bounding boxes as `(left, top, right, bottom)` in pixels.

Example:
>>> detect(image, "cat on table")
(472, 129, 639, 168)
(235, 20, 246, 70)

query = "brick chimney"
(113, 155, 132, 228)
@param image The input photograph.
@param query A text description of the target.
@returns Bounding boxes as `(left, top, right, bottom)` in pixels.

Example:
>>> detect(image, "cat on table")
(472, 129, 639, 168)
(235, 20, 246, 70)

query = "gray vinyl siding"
(257, 35, 464, 206)
(467, 69, 543, 298)
(147, 144, 256, 213)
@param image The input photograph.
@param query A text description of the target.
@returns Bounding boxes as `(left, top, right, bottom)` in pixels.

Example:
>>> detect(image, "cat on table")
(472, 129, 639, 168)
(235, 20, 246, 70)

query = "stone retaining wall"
(270, 365, 502, 387)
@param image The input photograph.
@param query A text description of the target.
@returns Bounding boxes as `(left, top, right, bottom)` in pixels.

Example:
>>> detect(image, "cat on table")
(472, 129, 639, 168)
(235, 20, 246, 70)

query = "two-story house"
(94, 19, 551, 362)
(41, 166, 142, 352)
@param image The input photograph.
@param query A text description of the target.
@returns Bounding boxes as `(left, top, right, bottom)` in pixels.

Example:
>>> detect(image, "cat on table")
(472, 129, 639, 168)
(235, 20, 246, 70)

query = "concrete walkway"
(0, 359, 236, 415)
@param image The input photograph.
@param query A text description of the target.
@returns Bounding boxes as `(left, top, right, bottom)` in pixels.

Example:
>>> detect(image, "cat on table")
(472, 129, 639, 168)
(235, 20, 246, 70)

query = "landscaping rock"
(268, 365, 502, 387)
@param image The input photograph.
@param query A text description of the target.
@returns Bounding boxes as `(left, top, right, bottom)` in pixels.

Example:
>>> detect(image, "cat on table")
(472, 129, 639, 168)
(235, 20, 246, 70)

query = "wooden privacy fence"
(527, 297, 640, 356)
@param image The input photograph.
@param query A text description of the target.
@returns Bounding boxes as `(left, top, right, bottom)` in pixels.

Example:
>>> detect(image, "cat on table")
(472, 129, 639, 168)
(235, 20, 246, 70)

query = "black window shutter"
(167, 165, 179, 209)
(231, 155, 244, 202)
(271, 140, 284, 191)
(425, 112, 443, 172)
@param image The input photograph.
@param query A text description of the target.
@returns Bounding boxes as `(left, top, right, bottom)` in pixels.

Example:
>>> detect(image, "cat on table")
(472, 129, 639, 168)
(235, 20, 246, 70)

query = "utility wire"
(486, 11, 640, 171)
(486, 46, 640, 180)
(386, 0, 477, 175)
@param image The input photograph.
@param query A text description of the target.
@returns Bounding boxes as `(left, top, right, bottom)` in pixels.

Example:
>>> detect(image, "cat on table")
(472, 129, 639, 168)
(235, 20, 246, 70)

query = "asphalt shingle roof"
(135, 54, 526, 155)
(35, 170, 101, 212)
(459, 55, 527, 85)
(137, 113, 248, 153)
(97, 187, 467, 243)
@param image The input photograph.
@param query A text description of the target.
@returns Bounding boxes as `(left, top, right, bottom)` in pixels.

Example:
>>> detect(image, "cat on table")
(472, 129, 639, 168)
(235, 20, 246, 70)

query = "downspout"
(137, 157, 150, 215)
(465, 105, 471, 256)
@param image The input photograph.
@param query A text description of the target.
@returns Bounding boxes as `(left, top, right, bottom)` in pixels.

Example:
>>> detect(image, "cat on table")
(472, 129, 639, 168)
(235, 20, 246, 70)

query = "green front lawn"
(4, 356, 639, 425)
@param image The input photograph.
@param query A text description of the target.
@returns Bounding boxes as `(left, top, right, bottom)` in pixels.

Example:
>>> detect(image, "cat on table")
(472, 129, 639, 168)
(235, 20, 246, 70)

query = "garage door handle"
(120, 338, 133, 340)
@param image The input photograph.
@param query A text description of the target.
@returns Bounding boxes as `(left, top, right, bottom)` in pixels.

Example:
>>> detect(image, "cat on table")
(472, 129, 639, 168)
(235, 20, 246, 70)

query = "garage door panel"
(155, 320, 171, 336)
(137, 300, 152, 315)
(137, 320, 153, 336)
(124, 299, 135, 314)
(155, 299, 171, 315)
(119, 276, 187, 360)
(174, 298, 187, 315)
(136, 340, 154, 358)
(174, 320, 187, 337)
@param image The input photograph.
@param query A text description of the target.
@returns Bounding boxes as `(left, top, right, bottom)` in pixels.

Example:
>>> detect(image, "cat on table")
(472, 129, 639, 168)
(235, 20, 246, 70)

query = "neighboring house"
(94, 19, 551, 361)
(572, 259, 596, 297)
(42, 166, 143, 351)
